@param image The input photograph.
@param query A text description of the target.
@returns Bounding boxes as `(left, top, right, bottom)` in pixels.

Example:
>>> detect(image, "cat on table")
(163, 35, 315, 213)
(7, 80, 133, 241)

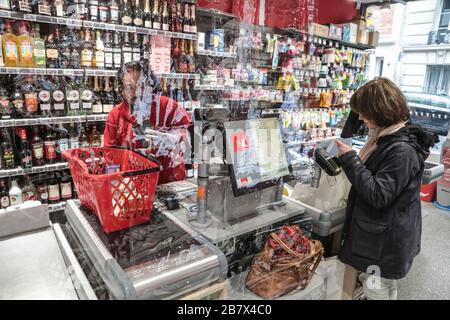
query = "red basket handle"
(122, 167, 161, 177)
(106, 145, 163, 168)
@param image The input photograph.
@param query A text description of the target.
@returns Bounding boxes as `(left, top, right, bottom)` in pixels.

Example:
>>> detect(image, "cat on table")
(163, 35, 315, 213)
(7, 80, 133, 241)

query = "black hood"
(379, 124, 439, 159)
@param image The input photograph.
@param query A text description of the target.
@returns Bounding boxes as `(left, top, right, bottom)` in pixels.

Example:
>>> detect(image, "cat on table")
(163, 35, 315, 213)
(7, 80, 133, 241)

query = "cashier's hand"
(336, 140, 353, 157)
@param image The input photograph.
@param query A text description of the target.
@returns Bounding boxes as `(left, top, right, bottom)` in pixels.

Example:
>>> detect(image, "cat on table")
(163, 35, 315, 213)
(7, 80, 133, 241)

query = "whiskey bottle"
(93, 30, 105, 69)
(98, 0, 109, 23)
(66, 77, 80, 116)
(152, 0, 161, 30)
(143, 0, 151, 29)
(122, 32, 132, 65)
(1, 128, 15, 169)
(12, 0, 32, 13)
(22, 176, 37, 202)
(60, 171, 73, 201)
(46, 27, 60, 69)
(121, 0, 133, 26)
(18, 128, 32, 169)
(56, 124, 69, 162)
(33, 0, 51, 16)
(102, 77, 115, 113)
(51, 0, 65, 17)
(0, 82, 11, 120)
(112, 32, 122, 69)
(90, 125, 101, 146)
(36, 176, 48, 204)
(38, 79, 51, 116)
(17, 21, 34, 67)
(11, 86, 25, 118)
(31, 126, 45, 167)
(108, 0, 120, 24)
(51, 76, 66, 117)
(161, 0, 169, 31)
(44, 127, 57, 165)
(22, 75, 39, 117)
(104, 32, 113, 70)
(2, 20, 19, 67)
(81, 29, 93, 69)
(88, 0, 99, 21)
(0, 180, 10, 209)
(79, 0, 88, 20)
(92, 76, 103, 114)
(47, 172, 61, 204)
(80, 77, 93, 115)
(32, 24, 46, 68)
(133, 0, 144, 28)
(132, 33, 141, 62)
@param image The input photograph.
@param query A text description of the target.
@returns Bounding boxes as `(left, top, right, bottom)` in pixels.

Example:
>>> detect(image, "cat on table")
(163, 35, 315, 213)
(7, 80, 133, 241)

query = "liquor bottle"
(121, 0, 133, 26)
(152, 0, 161, 30)
(80, 77, 93, 115)
(47, 173, 61, 204)
(190, 5, 197, 34)
(9, 180, 23, 206)
(88, 0, 99, 21)
(103, 32, 113, 70)
(0, 0, 10, 10)
(93, 30, 105, 69)
(78, 0, 88, 20)
(46, 27, 60, 69)
(98, 0, 109, 23)
(143, 0, 151, 29)
(18, 128, 32, 169)
(0, 27, 4, 67)
(66, 77, 80, 116)
(52, 76, 66, 116)
(32, 24, 46, 68)
(79, 125, 89, 147)
(175, 2, 183, 33)
(112, 31, 122, 69)
(31, 126, 45, 167)
(182, 4, 190, 34)
(0, 180, 10, 209)
(22, 176, 37, 202)
(0, 83, 11, 120)
(1, 128, 15, 169)
(113, 77, 122, 104)
(22, 75, 38, 117)
(90, 125, 101, 146)
(133, 0, 144, 27)
(60, 171, 73, 201)
(33, 0, 51, 15)
(56, 124, 69, 162)
(141, 34, 150, 69)
(68, 123, 79, 149)
(17, 22, 34, 67)
(161, 0, 169, 31)
(2, 20, 19, 67)
(51, 0, 65, 17)
(102, 77, 115, 113)
(81, 29, 93, 69)
(122, 32, 132, 65)
(178, 39, 187, 73)
(12, 0, 32, 12)
(92, 76, 103, 114)
(170, 0, 178, 32)
(11, 86, 25, 118)
(44, 127, 57, 164)
(108, 0, 120, 24)
(35, 177, 48, 204)
(132, 33, 141, 62)
(187, 40, 195, 73)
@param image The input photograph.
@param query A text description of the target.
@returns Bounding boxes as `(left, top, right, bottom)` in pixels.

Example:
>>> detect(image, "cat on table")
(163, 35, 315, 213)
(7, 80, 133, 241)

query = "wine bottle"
(109, 0, 120, 24)
(22, 176, 37, 202)
(44, 127, 57, 165)
(52, 0, 65, 17)
(66, 77, 80, 116)
(31, 126, 45, 167)
(121, 0, 133, 26)
(152, 0, 161, 30)
(0, 180, 10, 209)
(80, 77, 93, 115)
(81, 29, 93, 69)
(46, 27, 60, 68)
(92, 76, 103, 115)
(69, 123, 79, 149)
(32, 24, 46, 68)
(34, 0, 52, 16)
(182, 3, 190, 33)
(190, 4, 197, 34)
(161, 0, 169, 31)
(56, 124, 69, 162)
(22, 75, 39, 117)
(98, 0, 109, 23)
(36, 177, 48, 204)
(18, 128, 32, 169)
(88, 0, 99, 21)
(102, 77, 115, 113)
(122, 32, 132, 65)
(47, 172, 61, 204)
(52, 76, 66, 117)
(93, 30, 105, 69)
(133, 0, 144, 28)
(60, 171, 73, 201)
(132, 33, 141, 62)
(112, 32, 122, 69)
(143, 0, 151, 29)
(187, 40, 195, 73)
(12, 0, 32, 13)
(1, 128, 15, 169)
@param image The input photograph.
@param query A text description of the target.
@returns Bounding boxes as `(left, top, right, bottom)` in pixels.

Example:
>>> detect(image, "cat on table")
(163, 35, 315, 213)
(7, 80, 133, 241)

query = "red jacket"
(104, 96, 192, 184)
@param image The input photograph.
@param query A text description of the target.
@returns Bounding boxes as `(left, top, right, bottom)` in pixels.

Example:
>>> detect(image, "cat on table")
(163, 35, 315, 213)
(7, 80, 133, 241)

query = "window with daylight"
(438, 0, 450, 34)
(425, 65, 450, 95)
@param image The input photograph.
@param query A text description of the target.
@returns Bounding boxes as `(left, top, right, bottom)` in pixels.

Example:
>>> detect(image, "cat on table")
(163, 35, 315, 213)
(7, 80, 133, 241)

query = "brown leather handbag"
(246, 232, 324, 299)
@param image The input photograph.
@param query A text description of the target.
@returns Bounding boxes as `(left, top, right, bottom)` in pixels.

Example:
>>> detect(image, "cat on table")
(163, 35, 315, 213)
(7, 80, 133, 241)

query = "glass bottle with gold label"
(81, 29, 93, 69)
(2, 20, 19, 67)
(93, 30, 104, 69)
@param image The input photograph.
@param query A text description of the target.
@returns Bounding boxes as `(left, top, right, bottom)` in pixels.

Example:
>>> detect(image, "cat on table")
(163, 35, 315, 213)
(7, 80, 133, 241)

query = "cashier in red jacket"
(104, 62, 192, 185)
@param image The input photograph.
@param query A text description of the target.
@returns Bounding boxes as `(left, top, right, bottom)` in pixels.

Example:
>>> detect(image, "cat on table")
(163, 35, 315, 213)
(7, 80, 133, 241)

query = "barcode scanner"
(314, 147, 342, 177)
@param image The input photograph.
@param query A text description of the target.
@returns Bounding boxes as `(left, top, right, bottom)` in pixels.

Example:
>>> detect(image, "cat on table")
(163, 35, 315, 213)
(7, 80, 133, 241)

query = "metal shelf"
(0, 10, 197, 40)
(194, 85, 238, 91)
(48, 201, 67, 213)
(0, 162, 68, 179)
(84, 69, 118, 77)
(197, 49, 238, 59)
(0, 67, 84, 76)
(154, 73, 200, 80)
(0, 115, 108, 128)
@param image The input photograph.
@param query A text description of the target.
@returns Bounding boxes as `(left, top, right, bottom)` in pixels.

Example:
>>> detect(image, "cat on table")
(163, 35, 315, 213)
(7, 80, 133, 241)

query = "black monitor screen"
(224, 117, 293, 197)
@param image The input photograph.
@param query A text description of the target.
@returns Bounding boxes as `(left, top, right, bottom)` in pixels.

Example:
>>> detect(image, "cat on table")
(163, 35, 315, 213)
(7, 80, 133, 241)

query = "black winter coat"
(338, 125, 437, 279)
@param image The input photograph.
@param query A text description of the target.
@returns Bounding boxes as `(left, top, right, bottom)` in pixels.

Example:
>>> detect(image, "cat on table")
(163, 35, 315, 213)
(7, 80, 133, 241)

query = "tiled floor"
(397, 202, 450, 300)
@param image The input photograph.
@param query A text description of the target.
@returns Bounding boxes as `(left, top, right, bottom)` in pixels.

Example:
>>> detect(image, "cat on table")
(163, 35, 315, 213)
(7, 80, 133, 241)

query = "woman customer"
(335, 78, 438, 300)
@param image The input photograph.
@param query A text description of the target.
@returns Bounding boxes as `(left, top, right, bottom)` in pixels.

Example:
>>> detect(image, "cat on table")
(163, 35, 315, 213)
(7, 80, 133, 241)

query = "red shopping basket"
(63, 146, 162, 233)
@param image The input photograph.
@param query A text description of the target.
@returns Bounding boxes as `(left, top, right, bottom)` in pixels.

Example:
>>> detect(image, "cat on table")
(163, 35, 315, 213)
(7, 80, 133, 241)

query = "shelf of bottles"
(0, 67, 85, 76)
(197, 49, 237, 59)
(0, 114, 108, 128)
(0, 162, 68, 179)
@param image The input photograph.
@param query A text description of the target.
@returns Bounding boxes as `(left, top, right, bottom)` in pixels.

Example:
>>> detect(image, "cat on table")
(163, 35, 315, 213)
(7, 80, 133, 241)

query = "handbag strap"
(270, 232, 303, 258)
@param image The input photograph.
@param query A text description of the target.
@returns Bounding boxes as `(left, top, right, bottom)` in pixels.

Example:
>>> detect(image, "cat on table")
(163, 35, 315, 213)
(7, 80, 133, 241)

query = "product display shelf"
(0, 67, 84, 76)
(48, 201, 66, 213)
(0, 115, 108, 128)
(0, 162, 68, 179)
(0, 9, 197, 41)
(154, 73, 200, 80)
(197, 49, 238, 59)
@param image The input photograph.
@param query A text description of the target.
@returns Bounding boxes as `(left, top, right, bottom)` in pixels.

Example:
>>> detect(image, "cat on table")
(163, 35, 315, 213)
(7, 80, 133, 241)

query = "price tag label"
(24, 14, 36, 21)
(127, 26, 136, 33)
(115, 25, 127, 32)
(63, 69, 75, 76)
(0, 10, 10, 18)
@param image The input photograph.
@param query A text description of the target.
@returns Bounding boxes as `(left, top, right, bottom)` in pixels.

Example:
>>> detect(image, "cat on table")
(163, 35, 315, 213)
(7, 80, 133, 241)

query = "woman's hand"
(336, 139, 353, 157)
